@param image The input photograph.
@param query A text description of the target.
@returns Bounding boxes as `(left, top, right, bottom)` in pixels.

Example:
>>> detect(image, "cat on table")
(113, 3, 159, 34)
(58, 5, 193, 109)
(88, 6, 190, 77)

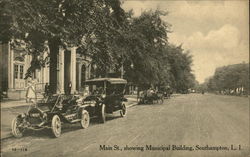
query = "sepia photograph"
(0, 0, 249, 157)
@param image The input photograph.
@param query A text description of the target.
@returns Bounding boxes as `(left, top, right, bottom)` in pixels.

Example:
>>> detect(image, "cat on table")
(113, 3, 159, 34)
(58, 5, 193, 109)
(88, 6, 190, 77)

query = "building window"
(20, 65, 24, 79)
(14, 64, 25, 79)
(14, 64, 18, 79)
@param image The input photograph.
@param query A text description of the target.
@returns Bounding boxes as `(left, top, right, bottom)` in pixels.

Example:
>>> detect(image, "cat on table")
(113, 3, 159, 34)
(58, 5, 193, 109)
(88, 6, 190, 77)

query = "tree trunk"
(48, 38, 60, 94)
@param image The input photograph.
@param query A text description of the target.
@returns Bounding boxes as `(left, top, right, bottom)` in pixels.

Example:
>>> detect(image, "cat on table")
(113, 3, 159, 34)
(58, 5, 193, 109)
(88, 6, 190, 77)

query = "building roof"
(85, 78, 127, 84)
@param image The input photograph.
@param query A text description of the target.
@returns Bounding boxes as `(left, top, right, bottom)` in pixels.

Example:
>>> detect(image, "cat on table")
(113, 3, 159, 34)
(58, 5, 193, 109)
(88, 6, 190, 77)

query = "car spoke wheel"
(12, 117, 24, 138)
(51, 115, 61, 138)
(120, 104, 127, 117)
(80, 110, 90, 129)
(99, 104, 106, 123)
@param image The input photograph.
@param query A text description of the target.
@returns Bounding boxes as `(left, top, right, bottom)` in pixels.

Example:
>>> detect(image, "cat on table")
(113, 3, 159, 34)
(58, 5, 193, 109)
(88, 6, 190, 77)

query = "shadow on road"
(137, 101, 167, 106)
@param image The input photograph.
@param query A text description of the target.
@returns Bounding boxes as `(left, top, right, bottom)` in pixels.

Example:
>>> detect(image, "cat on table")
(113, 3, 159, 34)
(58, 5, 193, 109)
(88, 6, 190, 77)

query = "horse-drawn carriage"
(138, 89, 164, 104)
(159, 86, 172, 99)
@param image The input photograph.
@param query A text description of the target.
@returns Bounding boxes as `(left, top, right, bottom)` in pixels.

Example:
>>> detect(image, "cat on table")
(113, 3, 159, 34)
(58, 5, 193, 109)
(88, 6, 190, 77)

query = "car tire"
(120, 103, 127, 117)
(80, 110, 90, 129)
(12, 116, 24, 138)
(51, 115, 61, 138)
(99, 104, 106, 123)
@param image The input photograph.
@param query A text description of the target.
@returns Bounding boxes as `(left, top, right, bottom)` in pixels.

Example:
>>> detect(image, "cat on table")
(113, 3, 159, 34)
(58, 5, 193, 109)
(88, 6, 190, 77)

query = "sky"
(121, 0, 249, 83)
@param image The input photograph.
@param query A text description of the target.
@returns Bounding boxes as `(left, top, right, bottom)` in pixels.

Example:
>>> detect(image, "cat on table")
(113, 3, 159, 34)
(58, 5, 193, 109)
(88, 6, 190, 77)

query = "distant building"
(0, 42, 92, 99)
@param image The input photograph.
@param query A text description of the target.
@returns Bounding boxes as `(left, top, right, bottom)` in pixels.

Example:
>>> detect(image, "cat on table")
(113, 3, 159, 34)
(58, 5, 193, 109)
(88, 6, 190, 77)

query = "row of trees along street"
(0, 0, 196, 93)
(196, 63, 249, 95)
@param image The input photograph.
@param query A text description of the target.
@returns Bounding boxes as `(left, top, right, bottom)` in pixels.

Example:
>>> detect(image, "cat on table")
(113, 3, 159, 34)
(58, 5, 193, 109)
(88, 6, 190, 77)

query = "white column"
(8, 42, 14, 90)
(70, 47, 76, 93)
(41, 68, 44, 84)
(44, 59, 49, 84)
(58, 47, 65, 93)
(88, 64, 91, 79)
(78, 63, 82, 90)
(84, 63, 89, 80)
(43, 52, 49, 84)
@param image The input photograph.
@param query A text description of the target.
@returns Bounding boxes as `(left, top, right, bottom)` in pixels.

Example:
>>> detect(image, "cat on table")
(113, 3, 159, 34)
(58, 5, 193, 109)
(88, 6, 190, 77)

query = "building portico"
(0, 42, 92, 99)
(76, 53, 91, 92)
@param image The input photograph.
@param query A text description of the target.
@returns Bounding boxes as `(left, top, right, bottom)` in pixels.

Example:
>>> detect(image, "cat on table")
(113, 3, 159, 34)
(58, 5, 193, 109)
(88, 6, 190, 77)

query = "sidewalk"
(1, 100, 30, 140)
(1, 99, 30, 109)
(124, 94, 138, 107)
(1, 95, 138, 140)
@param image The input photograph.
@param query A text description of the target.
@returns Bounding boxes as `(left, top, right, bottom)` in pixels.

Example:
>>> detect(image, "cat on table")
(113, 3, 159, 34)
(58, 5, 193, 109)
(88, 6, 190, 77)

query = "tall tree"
(207, 63, 249, 94)
(0, 0, 126, 93)
(122, 10, 171, 86)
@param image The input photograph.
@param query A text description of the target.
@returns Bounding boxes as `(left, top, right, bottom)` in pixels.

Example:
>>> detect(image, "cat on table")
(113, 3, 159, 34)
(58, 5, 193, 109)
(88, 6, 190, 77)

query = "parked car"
(12, 94, 90, 138)
(81, 78, 128, 123)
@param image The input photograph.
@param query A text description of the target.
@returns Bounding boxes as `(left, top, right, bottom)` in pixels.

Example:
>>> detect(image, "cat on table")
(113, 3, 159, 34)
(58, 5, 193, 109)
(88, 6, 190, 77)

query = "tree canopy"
(0, 0, 197, 93)
(120, 10, 195, 92)
(205, 63, 249, 94)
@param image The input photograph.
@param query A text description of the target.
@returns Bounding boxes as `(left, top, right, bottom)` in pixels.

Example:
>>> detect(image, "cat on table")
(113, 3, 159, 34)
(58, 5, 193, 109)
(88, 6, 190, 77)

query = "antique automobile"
(138, 89, 164, 104)
(12, 94, 90, 138)
(81, 78, 128, 123)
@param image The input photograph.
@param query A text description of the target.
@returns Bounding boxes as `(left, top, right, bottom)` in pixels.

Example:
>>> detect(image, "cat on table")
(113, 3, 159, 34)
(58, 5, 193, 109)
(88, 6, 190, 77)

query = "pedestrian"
(44, 83, 50, 97)
(67, 81, 72, 95)
(147, 88, 154, 97)
(26, 81, 37, 103)
(83, 85, 90, 96)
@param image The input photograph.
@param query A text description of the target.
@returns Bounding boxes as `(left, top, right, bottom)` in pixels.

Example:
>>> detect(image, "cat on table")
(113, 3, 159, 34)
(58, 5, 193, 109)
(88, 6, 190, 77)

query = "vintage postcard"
(0, 0, 249, 157)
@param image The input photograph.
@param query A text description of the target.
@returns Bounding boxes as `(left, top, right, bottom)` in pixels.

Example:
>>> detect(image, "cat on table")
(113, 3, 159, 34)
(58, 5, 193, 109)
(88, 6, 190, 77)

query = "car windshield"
(106, 84, 125, 95)
(86, 81, 105, 95)
(84, 81, 125, 95)
(46, 95, 60, 103)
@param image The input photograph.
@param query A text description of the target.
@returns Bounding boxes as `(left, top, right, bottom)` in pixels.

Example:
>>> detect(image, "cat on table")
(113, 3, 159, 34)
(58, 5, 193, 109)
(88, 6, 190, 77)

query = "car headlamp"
(42, 113, 47, 120)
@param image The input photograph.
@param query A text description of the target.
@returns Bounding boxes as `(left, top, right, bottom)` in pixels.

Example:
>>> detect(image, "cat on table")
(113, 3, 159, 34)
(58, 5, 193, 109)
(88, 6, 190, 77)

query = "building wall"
(76, 52, 91, 92)
(0, 43, 50, 99)
(1, 43, 91, 99)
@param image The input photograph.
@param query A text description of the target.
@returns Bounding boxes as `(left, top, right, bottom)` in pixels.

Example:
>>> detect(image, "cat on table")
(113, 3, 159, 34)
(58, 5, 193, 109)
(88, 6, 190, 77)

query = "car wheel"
(51, 115, 61, 138)
(80, 110, 90, 129)
(12, 116, 24, 138)
(120, 104, 127, 117)
(99, 104, 106, 123)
